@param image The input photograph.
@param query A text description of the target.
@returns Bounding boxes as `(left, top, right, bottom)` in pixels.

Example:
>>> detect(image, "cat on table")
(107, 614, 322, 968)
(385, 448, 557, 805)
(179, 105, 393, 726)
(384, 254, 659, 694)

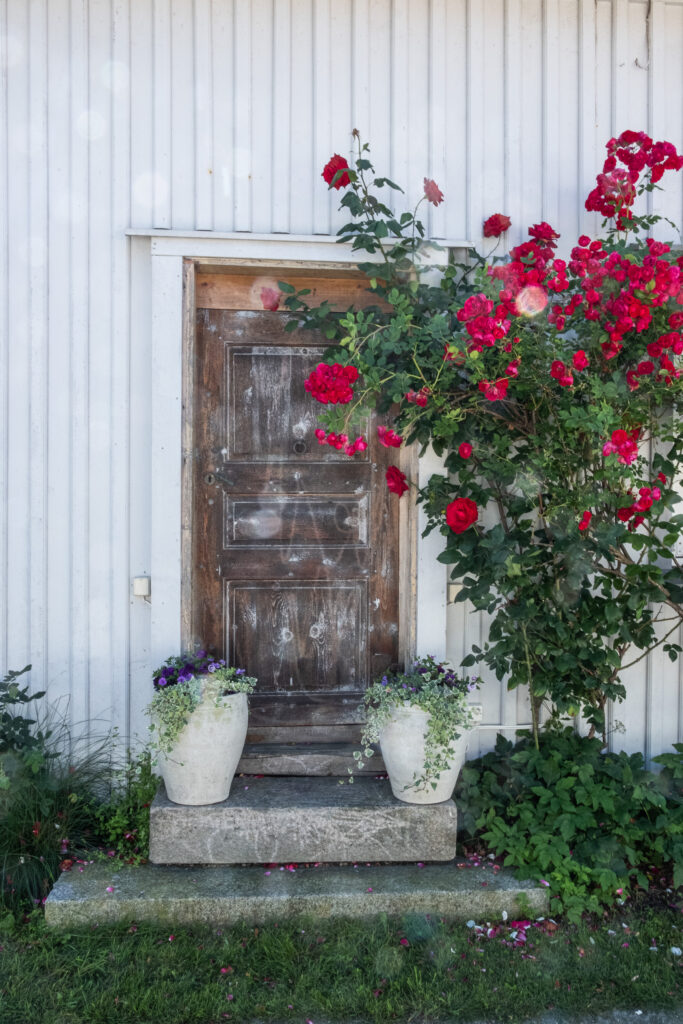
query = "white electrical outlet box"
(132, 576, 151, 597)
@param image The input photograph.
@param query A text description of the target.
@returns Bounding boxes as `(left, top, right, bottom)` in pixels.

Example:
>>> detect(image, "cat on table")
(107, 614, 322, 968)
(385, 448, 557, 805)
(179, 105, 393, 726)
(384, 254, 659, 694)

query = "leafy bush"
(93, 750, 158, 864)
(456, 728, 683, 922)
(0, 666, 53, 783)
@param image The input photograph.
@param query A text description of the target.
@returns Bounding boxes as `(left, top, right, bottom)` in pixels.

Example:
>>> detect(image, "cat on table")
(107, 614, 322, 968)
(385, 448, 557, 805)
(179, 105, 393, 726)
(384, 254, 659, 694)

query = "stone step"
(149, 776, 457, 865)
(236, 742, 385, 776)
(44, 861, 548, 929)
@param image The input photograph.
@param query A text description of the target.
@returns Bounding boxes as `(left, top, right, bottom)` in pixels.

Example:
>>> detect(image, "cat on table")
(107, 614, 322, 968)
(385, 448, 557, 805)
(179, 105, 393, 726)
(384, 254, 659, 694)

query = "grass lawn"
(0, 906, 681, 1024)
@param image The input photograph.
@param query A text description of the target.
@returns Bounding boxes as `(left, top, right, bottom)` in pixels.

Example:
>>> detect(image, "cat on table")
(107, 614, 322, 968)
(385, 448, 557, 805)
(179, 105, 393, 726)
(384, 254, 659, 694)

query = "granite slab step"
(236, 742, 385, 776)
(45, 861, 549, 928)
(149, 776, 457, 865)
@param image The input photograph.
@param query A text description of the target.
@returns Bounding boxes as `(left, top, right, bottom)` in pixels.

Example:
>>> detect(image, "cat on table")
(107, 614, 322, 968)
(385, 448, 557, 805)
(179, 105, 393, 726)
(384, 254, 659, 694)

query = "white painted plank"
(129, 0, 155, 228)
(250, 0, 274, 233)
(271, 0, 292, 232)
(193, 0, 214, 229)
(555, 0, 581, 243)
(110, 0, 132, 745)
(390, 0, 410, 201)
(67, 0, 91, 729)
(594, 1, 613, 236)
(626, 0, 650, 223)
(516, 0, 543, 244)
(4, 0, 33, 675)
(416, 447, 448, 661)
(428, 0, 447, 240)
(479, 0, 505, 228)
(405, 0, 430, 214)
(611, 0, 630, 136)
(578, 0, 598, 238)
(366, 0, 392, 177)
(503, 0, 523, 242)
(312, 0, 331, 235)
(170, 0, 195, 228)
(288, 0, 314, 232)
(153, 0, 172, 227)
(0, 0, 10, 675)
(442, 0, 467, 242)
(466, 0, 485, 245)
(327, 0, 352, 235)
(87, 0, 115, 730)
(128, 236, 154, 746)
(27, 0, 49, 699)
(45, 0, 73, 708)
(150, 254, 184, 666)
(233, 0, 252, 230)
(210, 0, 234, 229)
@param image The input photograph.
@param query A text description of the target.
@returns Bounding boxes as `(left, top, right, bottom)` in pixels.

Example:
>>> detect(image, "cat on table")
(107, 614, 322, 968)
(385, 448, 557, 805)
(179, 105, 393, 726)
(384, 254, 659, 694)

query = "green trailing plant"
(284, 130, 683, 745)
(93, 749, 158, 864)
(354, 656, 478, 789)
(456, 729, 683, 922)
(147, 657, 257, 756)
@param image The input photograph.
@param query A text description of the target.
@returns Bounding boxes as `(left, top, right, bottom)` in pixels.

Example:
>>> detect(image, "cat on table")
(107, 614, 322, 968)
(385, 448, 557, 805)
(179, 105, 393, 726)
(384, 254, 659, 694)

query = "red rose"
(478, 378, 509, 401)
(386, 465, 409, 497)
(377, 426, 403, 449)
(483, 213, 511, 238)
(423, 178, 444, 206)
(572, 350, 589, 370)
(322, 154, 351, 190)
(458, 442, 473, 459)
(446, 498, 478, 534)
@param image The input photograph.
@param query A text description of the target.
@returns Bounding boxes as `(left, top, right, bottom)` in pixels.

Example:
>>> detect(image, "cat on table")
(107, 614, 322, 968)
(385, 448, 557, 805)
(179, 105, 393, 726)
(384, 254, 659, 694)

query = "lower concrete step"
(149, 776, 457, 865)
(236, 742, 385, 776)
(45, 861, 548, 928)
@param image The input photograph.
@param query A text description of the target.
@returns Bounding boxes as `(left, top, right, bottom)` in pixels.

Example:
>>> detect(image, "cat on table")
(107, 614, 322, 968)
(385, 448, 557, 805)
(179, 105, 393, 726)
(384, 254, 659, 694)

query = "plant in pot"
(146, 651, 257, 806)
(354, 656, 480, 803)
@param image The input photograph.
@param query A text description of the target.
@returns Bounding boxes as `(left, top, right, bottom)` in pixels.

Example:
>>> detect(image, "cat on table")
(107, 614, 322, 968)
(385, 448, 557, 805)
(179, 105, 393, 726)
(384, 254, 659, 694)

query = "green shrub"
(456, 728, 683, 922)
(0, 666, 53, 785)
(93, 750, 158, 863)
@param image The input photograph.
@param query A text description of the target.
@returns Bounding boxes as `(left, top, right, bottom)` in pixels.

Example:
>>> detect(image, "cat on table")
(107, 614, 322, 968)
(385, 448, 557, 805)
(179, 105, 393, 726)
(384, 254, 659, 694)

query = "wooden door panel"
(191, 295, 400, 741)
(226, 495, 368, 546)
(229, 580, 367, 691)
(228, 347, 367, 462)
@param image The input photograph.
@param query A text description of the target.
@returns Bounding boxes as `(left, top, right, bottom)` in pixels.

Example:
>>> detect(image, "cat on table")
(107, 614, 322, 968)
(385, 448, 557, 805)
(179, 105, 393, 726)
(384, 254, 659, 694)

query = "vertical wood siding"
(1, 0, 683, 756)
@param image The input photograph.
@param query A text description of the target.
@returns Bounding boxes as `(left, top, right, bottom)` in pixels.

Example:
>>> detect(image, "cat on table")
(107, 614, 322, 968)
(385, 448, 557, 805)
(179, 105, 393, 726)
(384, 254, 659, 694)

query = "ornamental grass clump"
(147, 652, 256, 756)
(355, 656, 478, 789)
(284, 129, 683, 745)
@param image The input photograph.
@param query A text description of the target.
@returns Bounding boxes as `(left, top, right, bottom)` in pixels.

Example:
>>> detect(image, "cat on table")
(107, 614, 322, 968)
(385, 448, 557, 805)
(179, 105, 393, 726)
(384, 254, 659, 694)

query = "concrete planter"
(379, 703, 473, 804)
(157, 688, 249, 806)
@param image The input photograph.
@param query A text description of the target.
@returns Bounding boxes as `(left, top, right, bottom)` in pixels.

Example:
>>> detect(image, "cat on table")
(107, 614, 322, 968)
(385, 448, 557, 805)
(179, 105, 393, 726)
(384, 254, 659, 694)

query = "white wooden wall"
(1, 0, 683, 760)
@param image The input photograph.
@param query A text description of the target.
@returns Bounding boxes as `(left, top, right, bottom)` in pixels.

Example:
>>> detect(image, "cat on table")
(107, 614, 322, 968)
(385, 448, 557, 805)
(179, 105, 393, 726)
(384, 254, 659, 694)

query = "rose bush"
(284, 130, 683, 744)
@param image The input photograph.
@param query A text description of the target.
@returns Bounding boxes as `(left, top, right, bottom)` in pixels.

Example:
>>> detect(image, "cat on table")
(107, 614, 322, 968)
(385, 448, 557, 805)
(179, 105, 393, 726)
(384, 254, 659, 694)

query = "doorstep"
(149, 775, 458, 865)
(236, 742, 384, 775)
(44, 860, 549, 928)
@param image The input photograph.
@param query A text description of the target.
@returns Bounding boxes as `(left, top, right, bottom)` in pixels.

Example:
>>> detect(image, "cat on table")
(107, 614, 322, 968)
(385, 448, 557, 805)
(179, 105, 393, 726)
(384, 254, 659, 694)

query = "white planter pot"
(379, 703, 475, 804)
(157, 688, 249, 805)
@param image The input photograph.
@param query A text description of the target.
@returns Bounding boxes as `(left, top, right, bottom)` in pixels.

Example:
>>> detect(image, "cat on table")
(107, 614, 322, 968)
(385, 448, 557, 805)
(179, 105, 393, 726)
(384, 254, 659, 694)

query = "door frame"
(143, 232, 450, 682)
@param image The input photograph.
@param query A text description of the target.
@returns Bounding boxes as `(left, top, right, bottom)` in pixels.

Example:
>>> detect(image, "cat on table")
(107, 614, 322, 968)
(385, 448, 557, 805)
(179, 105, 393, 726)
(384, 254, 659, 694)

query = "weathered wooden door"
(189, 269, 401, 744)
